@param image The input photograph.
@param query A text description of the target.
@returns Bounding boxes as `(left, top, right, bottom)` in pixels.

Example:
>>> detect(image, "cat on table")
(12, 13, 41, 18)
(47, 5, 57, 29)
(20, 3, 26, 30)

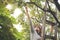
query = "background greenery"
(0, 0, 60, 40)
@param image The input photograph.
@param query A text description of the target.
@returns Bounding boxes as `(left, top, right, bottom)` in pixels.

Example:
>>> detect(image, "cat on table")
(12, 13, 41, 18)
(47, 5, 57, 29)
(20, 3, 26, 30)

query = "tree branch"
(46, 20, 56, 26)
(45, 35, 54, 39)
(32, 17, 56, 26)
(53, 0, 60, 11)
(31, 17, 41, 23)
(26, 2, 60, 25)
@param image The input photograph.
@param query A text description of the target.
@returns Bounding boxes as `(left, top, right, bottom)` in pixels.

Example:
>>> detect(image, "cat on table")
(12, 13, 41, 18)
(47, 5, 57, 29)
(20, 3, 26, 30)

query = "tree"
(0, 0, 60, 40)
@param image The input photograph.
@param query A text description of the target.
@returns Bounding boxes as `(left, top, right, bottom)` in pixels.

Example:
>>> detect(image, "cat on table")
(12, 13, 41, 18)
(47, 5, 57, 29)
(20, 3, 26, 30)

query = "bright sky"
(23, 0, 30, 2)
(13, 24, 22, 32)
(58, 0, 60, 4)
(6, 4, 13, 11)
(11, 8, 22, 18)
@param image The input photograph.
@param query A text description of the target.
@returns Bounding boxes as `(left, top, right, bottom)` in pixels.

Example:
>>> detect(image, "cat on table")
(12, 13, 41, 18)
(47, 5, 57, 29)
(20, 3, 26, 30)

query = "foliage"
(0, 2, 18, 40)
(0, 0, 60, 40)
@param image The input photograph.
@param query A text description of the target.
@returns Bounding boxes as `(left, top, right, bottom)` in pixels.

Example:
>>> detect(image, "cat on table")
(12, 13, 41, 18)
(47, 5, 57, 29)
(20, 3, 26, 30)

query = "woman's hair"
(34, 24, 42, 36)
